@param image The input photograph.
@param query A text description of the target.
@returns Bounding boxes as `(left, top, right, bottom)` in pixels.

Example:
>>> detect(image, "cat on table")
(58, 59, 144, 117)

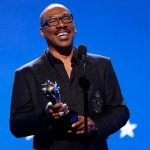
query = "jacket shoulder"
(87, 53, 110, 63)
(15, 54, 45, 72)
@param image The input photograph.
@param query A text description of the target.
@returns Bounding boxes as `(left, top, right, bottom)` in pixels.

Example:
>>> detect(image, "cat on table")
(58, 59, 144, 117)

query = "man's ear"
(40, 27, 45, 38)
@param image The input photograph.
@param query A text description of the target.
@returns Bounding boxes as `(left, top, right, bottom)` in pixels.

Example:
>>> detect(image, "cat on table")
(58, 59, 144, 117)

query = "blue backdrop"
(0, 0, 150, 149)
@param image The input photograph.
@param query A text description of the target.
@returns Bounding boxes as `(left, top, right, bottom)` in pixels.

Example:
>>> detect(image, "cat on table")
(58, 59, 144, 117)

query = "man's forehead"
(45, 7, 69, 16)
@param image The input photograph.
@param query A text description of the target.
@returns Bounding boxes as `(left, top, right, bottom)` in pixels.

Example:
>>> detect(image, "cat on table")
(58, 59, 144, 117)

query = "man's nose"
(57, 19, 65, 27)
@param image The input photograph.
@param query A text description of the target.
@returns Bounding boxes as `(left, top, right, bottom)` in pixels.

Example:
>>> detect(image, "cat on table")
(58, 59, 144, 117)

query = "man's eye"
(63, 16, 71, 20)
(48, 19, 57, 23)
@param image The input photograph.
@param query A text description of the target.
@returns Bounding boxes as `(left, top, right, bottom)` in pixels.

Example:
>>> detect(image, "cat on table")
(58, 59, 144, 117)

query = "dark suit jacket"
(10, 51, 129, 150)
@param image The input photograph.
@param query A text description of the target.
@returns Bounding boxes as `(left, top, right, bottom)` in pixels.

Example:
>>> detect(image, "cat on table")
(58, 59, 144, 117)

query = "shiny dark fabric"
(10, 49, 129, 150)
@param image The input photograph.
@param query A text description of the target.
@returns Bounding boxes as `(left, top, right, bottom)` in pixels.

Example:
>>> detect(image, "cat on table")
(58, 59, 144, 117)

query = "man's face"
(40, 7, 76, 50)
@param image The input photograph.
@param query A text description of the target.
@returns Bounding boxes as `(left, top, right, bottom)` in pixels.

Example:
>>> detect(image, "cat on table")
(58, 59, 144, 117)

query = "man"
(10, 3, 129, 150)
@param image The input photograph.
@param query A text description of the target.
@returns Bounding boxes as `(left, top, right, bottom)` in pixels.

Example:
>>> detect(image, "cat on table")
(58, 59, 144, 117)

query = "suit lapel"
(30, 54, 57, 86)
(85, 57, 98, 102)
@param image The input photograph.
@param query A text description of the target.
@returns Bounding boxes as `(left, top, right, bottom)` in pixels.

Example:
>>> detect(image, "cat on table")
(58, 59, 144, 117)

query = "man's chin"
(56, 40, 73, 48)
(55, 44, 73, 56)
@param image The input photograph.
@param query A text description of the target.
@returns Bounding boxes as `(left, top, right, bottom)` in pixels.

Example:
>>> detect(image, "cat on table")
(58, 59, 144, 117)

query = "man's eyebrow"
(46, 15, 55, 19)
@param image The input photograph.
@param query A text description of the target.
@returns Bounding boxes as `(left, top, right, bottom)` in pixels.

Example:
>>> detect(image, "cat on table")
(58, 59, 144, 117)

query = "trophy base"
(61, 110, 78, 131)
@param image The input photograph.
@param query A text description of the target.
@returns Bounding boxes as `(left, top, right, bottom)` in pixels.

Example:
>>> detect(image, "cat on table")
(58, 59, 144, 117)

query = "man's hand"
(68, 115, 97, 134)
(45, 102, 69, 119)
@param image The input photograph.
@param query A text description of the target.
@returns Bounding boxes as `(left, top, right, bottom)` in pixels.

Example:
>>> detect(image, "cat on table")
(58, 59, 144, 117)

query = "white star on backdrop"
(120, 120, 137, 138)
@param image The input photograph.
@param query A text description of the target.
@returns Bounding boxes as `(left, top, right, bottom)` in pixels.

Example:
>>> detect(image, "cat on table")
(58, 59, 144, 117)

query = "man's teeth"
(57, 32, 68, 37)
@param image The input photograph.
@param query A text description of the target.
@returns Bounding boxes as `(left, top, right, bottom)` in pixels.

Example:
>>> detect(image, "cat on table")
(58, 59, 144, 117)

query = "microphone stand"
(83, 63, 88, 134)
(78, 45, 89, 150)
(80, 60, 90, 150)
(79, 59, 89, 135)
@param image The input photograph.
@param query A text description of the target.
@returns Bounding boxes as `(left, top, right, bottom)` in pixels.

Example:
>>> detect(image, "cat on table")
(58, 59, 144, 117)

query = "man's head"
(40, 4, 76, 52)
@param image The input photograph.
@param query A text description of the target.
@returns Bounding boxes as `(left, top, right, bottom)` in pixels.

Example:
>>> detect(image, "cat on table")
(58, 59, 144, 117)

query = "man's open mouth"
(57, 32, 69, 37)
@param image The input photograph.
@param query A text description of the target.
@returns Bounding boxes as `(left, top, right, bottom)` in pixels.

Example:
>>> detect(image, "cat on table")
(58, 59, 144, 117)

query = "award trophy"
(42, 80, 61, 105)
(42, 80, 78, 131)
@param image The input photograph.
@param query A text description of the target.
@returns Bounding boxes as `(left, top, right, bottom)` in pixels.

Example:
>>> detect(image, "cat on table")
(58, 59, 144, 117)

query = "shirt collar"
(45, 47, 79, 66)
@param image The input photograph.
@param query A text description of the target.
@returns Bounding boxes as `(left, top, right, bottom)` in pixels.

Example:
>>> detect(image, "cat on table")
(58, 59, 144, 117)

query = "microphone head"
(77, 44, 87, 56)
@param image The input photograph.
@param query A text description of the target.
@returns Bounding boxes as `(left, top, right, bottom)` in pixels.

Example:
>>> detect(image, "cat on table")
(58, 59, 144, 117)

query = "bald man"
(10, 3, 129, 150)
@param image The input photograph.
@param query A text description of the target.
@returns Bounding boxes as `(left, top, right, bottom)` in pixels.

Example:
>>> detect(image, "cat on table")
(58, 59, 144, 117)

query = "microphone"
(77, 44, 87, 66)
